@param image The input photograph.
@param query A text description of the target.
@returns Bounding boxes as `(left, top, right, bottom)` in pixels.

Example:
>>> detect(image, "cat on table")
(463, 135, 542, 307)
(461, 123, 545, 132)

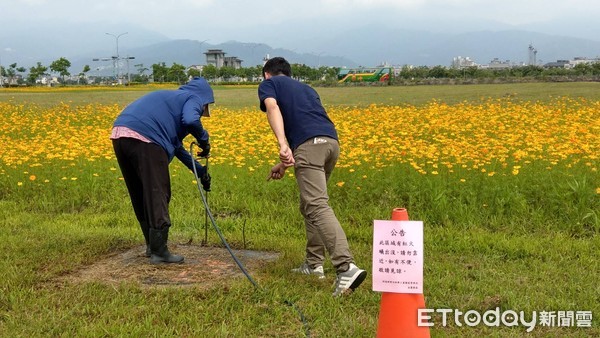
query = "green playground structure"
(338, 67, 392, 83)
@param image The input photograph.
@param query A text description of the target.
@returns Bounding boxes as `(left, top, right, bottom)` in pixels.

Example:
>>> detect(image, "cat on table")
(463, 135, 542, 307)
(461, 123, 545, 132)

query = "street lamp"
(198, 39, 209, 64)
(0, 53, 3, 87)
(250, 43, 261, 66)
(317, 52, 325, 68)
(105, 32, 128, 81)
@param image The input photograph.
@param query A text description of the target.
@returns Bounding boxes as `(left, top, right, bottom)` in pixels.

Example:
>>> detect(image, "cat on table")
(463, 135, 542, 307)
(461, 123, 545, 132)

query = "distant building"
(451, 56, 477, 69)
(528, 44, 538, 66)
(567, 57, 600, 68)
(481, 58, 512, 70)
(224, 56, 243, 69)
(543, 60, 570, 68)
(187, 64, 204, 72)
(204, 49, 226, 68)
(204, 49, 243, 69)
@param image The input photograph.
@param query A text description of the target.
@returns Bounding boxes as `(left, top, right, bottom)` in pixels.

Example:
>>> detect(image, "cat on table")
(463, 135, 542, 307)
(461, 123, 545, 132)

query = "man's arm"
(263, 97, 294, 165)
(182, 100, 209, 144)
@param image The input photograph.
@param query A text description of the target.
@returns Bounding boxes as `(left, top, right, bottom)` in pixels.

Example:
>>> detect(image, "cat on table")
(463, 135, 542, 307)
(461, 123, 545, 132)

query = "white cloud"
(17, 0, 48, 5)
(2, 0, 600, 42)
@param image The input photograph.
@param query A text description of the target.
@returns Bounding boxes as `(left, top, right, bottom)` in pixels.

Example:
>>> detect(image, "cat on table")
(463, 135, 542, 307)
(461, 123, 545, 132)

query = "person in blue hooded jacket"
(111, 77, 213, 264)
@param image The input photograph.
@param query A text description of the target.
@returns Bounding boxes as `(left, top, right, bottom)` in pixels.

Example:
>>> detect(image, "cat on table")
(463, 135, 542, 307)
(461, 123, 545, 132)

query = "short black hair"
(262, 57, 292, 78)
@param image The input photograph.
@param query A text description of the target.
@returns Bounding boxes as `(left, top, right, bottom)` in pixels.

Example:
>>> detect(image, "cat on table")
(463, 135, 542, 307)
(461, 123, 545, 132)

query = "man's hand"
(279, 144, 294, 166)
(200, 170, 211, 191)
(267, 162, 287, 181)
(197, 142, 210, 158)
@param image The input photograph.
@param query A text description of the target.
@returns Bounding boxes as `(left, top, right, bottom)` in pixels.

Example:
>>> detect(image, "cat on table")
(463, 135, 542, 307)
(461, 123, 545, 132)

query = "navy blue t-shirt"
(258, 75, 338, 150)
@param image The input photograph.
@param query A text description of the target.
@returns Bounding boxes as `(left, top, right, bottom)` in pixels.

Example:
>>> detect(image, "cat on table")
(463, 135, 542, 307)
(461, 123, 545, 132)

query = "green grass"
(0, 83, 599, 337)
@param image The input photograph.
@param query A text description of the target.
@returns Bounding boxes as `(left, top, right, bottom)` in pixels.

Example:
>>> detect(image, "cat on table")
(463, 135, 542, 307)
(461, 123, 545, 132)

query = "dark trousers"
(112, 138, 171, 231)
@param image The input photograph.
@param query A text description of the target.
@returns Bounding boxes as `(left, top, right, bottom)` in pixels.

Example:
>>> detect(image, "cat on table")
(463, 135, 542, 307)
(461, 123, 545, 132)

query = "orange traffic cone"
(376, 208, 430, 338)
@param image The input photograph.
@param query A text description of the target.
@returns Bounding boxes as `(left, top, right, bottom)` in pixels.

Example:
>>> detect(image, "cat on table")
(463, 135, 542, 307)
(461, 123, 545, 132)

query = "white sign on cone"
(372, 220, 424, 294)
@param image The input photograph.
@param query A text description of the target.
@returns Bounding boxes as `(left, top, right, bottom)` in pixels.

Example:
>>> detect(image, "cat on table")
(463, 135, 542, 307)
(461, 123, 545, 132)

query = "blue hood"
(179, 77, 215, 106)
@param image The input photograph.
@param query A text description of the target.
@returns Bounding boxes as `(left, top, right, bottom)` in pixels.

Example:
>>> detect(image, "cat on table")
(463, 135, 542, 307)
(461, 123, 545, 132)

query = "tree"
(6, 63, 17, 86)
(591, 62, 600, 75)
(152, 62, 168, 82)
(573, 63, 592, 76)
(187, 68, 201, 79)
(133, 63, 149, 83)
(49, 57, 72, 84)
(521, 65, 543, 77)
(201, 64, 218, 81)
(218, 66, 236, 81)
(167, 63, 186, 83)
(16, 66, 26, 85)
(291, 63, 314, 81)
(28, 62, 48, 85)
(2, 63, 26, 86)
(428, 65, 449, 78)
(78, 65, 91, 84)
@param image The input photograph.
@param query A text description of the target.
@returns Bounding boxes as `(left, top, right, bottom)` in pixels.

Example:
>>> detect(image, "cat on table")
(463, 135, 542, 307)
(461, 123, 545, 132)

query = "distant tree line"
(392, 63, 600, 83)
(3, 56, 600, 87)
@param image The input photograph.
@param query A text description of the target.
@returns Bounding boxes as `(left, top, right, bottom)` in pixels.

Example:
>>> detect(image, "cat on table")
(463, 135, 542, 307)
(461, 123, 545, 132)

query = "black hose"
(190, 142, 259, 288)
(189, 142, 311, 337)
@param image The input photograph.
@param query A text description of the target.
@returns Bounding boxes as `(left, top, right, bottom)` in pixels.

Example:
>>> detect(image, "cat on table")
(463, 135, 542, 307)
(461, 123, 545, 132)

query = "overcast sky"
(3, 0, 599, 45)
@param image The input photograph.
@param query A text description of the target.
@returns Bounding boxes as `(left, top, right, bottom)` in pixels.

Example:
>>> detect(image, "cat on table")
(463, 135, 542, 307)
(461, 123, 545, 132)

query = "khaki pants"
(293, 137, 353, 273)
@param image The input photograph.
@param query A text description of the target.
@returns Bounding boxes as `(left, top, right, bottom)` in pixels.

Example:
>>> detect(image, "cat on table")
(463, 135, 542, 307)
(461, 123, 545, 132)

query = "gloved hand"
(197, 142, 210, 158)
(200, 171, 211, 192)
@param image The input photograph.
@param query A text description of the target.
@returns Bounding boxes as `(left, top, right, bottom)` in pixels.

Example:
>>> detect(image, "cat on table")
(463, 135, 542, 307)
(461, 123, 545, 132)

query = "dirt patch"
(58, 244, 280, 289)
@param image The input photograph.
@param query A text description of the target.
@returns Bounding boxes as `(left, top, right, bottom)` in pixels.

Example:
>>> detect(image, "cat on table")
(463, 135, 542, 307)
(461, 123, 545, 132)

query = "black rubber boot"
(149, 227, 184, 264)
(140, 221, 151, 257)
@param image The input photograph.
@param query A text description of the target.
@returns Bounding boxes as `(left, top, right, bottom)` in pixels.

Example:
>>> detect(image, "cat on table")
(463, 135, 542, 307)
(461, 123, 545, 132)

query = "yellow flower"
(336, 181, 345, 187)
(29, 175, 36, 181)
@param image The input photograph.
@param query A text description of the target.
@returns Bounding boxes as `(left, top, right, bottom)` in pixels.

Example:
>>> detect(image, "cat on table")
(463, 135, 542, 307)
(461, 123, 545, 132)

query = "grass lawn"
(0, 82, 598, 337)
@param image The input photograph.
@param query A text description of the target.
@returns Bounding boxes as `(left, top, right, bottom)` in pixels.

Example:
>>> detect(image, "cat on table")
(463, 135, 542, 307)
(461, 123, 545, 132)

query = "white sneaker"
(291, 262, 325, 279)
(333, 263, 367, 296)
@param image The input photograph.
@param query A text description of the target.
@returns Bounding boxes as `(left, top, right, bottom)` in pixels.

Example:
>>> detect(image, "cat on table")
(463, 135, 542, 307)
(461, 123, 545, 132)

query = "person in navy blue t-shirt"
(258, 57, 367, 296)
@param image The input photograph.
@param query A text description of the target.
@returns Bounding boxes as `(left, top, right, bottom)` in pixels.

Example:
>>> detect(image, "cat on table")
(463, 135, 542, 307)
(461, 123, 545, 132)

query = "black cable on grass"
(190, 142, 310, 337)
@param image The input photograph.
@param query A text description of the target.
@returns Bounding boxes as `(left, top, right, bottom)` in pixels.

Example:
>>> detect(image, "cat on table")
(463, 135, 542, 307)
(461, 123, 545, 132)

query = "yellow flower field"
(0, 97, 598, 179)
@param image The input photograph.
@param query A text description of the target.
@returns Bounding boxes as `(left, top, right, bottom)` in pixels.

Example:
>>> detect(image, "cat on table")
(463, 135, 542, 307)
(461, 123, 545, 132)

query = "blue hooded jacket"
(113, 77, 214, 171)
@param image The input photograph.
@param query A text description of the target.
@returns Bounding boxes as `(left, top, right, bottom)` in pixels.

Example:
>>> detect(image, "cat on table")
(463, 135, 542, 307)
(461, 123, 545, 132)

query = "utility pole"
(0, 54, 3, 87)
(125, 56, 135, 84)
(106, 32, 128, 83)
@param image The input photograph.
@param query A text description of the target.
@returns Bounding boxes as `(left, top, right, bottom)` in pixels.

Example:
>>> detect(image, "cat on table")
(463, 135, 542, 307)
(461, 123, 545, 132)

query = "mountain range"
(1, 22, 599, 76)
